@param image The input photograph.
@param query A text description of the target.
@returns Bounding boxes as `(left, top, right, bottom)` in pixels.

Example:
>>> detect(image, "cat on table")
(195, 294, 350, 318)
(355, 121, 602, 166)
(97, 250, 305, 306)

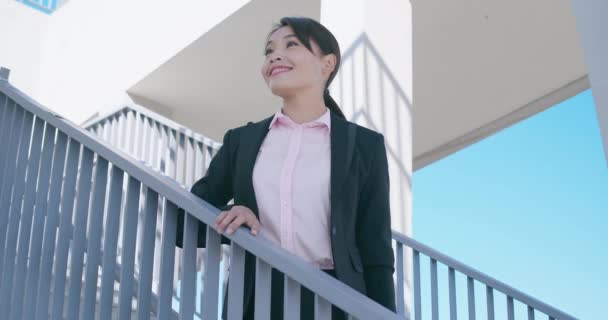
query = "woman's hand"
(214, 205, 260, 236)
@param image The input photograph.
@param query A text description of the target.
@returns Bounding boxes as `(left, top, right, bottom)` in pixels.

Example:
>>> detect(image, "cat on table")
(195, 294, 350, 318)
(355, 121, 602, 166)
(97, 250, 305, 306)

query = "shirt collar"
(268, 108, 331, 131)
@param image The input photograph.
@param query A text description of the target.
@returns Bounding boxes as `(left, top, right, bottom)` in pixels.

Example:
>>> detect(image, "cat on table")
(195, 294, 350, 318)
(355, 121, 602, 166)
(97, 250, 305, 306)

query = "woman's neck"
(281, 92, 327, 124)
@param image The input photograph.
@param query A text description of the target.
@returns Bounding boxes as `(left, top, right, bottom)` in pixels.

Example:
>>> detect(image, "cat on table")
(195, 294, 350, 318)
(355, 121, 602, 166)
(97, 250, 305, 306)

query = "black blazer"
(177, 111, 396, 315)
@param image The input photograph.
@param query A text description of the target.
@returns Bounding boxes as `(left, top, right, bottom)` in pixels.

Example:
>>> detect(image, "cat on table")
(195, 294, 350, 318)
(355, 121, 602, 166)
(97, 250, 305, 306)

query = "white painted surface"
(571, 0, 608, 165)
(0, 1, 50, 96)
(413, 0, 587, 168)
(1, 0, 251, 125)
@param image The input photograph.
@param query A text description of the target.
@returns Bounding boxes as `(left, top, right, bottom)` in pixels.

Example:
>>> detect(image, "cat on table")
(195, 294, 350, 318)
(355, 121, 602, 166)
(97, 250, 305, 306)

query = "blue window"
(16, 0, 66, 14)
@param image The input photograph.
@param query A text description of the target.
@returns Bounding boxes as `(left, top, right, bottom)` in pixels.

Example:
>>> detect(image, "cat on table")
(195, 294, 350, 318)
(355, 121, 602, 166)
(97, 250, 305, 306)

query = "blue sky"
(413, 89, 607, 320)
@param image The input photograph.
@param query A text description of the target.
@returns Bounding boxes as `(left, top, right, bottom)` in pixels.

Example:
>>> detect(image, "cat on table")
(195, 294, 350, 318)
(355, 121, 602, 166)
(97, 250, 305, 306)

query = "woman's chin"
(269, 84, 297, 98)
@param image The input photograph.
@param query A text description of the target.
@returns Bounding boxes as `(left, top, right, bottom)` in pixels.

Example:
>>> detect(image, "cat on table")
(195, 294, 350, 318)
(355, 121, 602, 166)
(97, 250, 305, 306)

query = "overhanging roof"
(128, 0, 588, 170)
(412, 0, 588, 169)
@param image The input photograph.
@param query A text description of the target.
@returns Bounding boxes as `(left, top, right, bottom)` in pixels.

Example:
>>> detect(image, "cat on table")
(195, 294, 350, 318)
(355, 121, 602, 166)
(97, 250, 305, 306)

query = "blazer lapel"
(238, 116, 273, 217)
(330, 112, 356, 225)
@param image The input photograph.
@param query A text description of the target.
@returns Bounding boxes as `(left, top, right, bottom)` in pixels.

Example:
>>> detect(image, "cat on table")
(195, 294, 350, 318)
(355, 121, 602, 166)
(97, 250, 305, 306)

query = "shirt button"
(332, 227, 337, 235)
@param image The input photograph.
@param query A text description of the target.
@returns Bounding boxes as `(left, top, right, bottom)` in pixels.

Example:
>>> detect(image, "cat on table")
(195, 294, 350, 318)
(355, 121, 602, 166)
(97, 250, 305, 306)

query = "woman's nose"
(269, 52, 283, 64)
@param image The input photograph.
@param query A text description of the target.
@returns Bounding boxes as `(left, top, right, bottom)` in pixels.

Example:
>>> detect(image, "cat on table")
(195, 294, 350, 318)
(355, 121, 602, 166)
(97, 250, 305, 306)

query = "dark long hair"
(267, 17, 346, 119)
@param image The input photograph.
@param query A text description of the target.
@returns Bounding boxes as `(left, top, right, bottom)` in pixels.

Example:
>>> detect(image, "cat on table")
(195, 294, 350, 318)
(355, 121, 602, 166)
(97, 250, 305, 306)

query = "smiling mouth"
(269, 67, 292, 77)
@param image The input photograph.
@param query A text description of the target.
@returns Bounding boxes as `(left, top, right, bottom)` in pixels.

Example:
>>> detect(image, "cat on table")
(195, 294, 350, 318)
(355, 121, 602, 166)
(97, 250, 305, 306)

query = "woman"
(177, 16, 396, 319)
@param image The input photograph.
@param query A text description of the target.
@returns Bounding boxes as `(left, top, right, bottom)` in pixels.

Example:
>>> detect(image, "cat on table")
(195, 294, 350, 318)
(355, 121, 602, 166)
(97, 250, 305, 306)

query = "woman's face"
(261, 26, 335, 98)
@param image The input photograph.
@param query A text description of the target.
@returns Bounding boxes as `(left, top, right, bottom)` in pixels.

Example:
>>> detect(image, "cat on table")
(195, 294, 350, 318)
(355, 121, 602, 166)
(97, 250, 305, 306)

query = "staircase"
(0, 67, 577, 320)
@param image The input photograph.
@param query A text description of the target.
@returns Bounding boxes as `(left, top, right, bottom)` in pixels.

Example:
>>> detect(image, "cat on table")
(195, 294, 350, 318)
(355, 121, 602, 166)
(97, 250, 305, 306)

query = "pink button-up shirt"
(252, 108, 334, 269)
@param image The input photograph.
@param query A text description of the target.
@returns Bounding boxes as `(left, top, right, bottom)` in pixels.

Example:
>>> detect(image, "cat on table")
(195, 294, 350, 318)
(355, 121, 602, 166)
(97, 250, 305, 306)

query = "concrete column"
(321, 0, 413, 237)
(571, 0, 608, 165)
(321, 1, 413, 316)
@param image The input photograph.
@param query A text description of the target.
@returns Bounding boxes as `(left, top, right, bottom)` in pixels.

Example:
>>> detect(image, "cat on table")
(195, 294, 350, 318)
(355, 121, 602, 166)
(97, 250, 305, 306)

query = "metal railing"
(0, 68, 401, 319)
(82, 100, 226, 319)
(80, 82, 579, 320)
(392, 233, 577, 320)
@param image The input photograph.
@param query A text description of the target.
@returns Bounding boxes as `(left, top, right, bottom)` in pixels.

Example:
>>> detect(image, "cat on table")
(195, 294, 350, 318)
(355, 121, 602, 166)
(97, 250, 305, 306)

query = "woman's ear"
(322, 53, 337, 76)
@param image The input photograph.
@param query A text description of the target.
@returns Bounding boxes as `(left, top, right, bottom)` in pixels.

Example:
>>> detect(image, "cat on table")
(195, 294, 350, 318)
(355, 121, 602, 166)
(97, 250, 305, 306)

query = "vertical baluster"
(7, 117, 44, 320)
(137, 113, 146, 160)
(176, 133, 185, 184)
(22, 124, 58, 320)
(127, 110, 136, 154)
(118, 176, 142, 320)
(203, 225, 222, 319)
(180, 213, 199, 319)
(150, 122, 160, 169)
(284, 276, 301, 320)
(527, 306, 535, 320)
(103, 119, 111, 142)
(157, 200, 177, 320)
(0, 99, 15, 175)
(315, 294, 332, 320)
(99, 166, 125, 320)
(449, 267, 457, 320)
(0, 107, 25, 276)
(413, 250, 421, 320)
(255, 258, 272, 320)
(153, 125, 169, 291)
(194, 142, 204, 179)
(507, 296, 514, 320)
(159, 125, 169, 175)
(0, 93, 7, 131)
(486, 286, 494, 320)
(34, 132, 68, 320)
(168, 130, 177, 179)
(396, 242, 405, 316)
(185, 137, 194, 188)
(65, 147, 95, 320)
(81, 157, 109, 319)
(135, 188, 159, 320)
(50, 139, 82, 320)
(0, 111, 34, 316)
(168, 129, 180, 294)
(467, 277, 476, 320)
(430, 258, 438, 320)
(111, 115, 119, 146)
(118, 111, 127, 151)
(227, 244, 246, 320)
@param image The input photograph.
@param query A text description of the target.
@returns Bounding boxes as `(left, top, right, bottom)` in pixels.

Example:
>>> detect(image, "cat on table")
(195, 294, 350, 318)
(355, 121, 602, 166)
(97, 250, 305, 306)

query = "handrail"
(0, 72, 401, 319)
(392, 231, 578, 320)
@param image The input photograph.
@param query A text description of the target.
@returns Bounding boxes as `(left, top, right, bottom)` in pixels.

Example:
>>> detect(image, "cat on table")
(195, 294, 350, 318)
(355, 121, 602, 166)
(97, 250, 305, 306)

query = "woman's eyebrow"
(266, 34, 298, 47)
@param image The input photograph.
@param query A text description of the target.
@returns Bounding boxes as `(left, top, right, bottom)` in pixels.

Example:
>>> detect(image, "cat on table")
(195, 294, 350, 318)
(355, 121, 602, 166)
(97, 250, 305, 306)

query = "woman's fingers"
(215, 211, 235, 233)
(226, 215, 246, 235)
(214, 205, 260, 236)
(245, 217, 260, 235)
(214, 211, 227, 228)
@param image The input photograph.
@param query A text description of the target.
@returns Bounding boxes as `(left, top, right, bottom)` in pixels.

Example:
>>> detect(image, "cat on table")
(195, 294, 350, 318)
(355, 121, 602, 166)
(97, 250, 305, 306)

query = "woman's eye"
(264, 48, 273, 56)
(286, 41, 298, 48)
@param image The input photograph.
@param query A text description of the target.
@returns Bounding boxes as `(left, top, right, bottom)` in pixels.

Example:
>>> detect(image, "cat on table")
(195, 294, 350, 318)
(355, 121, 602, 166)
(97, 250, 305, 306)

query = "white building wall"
(0, 1, 50, 97)
(1, 0, 252, 124)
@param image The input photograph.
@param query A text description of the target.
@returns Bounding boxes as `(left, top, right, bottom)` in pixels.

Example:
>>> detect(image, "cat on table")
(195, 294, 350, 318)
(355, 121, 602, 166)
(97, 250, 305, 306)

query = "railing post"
(0, 68, 10, 81)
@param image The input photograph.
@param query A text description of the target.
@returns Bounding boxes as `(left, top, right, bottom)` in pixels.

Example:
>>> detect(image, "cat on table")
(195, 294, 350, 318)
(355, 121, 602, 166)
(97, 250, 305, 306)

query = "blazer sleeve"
(176, 129, 236, 248)
(356, 134, 397, 312)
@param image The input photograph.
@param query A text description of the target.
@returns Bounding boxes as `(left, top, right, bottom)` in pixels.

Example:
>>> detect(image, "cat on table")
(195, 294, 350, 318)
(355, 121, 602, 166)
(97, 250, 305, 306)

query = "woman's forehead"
(267, 26, 295, 42)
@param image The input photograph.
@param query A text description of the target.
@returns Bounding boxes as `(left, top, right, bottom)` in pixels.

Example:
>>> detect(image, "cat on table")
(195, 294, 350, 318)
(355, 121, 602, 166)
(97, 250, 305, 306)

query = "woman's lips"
(270, 67, 292, 77)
